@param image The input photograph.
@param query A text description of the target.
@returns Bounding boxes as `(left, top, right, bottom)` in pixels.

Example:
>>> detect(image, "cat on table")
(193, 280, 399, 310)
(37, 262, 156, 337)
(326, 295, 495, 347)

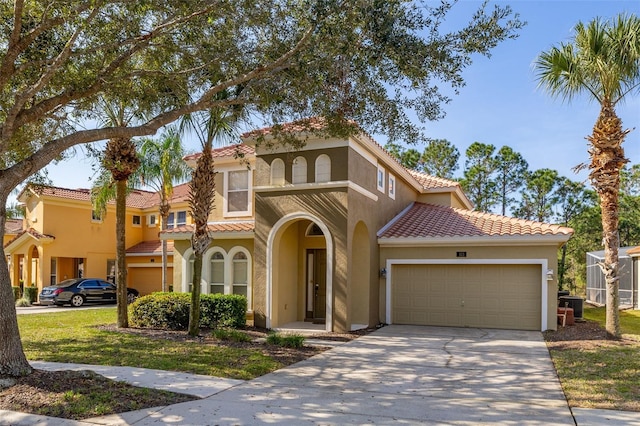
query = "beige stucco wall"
(379, 244, 561, 331)
(253, 189, 349, 331)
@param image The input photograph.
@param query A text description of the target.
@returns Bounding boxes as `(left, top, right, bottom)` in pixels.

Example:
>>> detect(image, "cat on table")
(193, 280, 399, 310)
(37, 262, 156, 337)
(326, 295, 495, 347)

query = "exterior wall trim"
(255, 180, 378, 202)
(266, 212, 334, 332)
(384, 258, 549, 331)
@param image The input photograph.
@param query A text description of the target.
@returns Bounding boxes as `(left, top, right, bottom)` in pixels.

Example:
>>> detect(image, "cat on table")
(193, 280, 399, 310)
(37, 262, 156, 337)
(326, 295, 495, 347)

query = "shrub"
(200, 294, 247, 328)
(212, 328, 252, 342)
(23, 286, 38, 304)
(11, 286, 21, 301)
(129, 292, 247, 331)
(266, 333, 305, 348)
(15, 298, 31, 307)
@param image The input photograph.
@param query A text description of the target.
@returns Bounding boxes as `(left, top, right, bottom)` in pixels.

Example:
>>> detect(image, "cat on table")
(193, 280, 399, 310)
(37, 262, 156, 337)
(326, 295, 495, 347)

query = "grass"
(546, 305, 640, 411)
(266, 332, 306, 348)
(17, 307, 281, 380)
(583, 305, 640, 337)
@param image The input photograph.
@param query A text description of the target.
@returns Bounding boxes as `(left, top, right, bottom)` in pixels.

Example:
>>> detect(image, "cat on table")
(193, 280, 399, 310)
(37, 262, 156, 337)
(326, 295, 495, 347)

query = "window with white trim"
(315, 154, 331, 183)
(225, 169, 251, 216)
(232, 252, 248, 297)
(148, 214, 157, 227)
(270, 158, 285, 186)
(292, 156, 307, 184)
(377, 165, 385, 193)
(166, 210, 187, 229)
(91, 210, 103, 223)
(209, 252, 225, 294)
(388, 174, 396, 199)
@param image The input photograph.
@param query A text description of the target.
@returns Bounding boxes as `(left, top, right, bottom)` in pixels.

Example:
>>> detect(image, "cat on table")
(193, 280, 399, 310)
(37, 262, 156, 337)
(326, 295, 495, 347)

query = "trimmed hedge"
(23, 287, 38, 304)
(129, 292, 247, 330)
(12, 286, 21, 301)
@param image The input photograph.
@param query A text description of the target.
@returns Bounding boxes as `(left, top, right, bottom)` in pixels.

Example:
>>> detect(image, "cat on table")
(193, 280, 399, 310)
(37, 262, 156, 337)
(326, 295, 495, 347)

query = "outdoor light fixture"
(546, 269, 554, 281)
(380, 268, 387, 278)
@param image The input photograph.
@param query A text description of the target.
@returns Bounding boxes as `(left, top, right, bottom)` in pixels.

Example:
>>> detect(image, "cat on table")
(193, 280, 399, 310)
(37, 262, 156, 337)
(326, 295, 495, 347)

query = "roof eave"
(378, 234, 573, 247)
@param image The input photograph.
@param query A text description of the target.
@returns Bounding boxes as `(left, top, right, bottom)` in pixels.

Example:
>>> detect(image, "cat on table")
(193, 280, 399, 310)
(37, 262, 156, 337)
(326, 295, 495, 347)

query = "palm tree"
(180, 90, 244, 337)
(535, 14, 640, 338)
(100, 99, 141, 328)
(138, 126, 191, 292)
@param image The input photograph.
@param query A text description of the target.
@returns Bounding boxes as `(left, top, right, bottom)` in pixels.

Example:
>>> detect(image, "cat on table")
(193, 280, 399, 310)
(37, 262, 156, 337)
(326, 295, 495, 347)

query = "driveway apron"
(129, 325, 574, 425)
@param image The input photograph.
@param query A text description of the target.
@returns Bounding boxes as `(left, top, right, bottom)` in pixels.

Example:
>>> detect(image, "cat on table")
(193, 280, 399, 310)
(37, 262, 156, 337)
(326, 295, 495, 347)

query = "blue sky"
(41, 0, 639, 193)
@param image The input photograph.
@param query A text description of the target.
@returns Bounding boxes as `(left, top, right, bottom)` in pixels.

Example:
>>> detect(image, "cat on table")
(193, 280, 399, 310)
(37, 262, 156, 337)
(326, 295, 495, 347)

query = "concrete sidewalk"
(1, 325, 639, 425)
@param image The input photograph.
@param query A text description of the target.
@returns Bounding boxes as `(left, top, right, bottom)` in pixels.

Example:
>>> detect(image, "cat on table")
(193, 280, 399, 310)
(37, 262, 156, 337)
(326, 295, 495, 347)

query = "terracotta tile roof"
(4, 228, 55, 248)
(183, 143, 255, 162)
(27, 185, 157, 209)
(126, 240, 174, 255)
(379, 203, 573, 239)
(161, 221, 254, 235)
(241, 117, 332, 138)
(627, 246, 640, 256)
(406, 169, 461, 190)
(4, 219, 23, 234)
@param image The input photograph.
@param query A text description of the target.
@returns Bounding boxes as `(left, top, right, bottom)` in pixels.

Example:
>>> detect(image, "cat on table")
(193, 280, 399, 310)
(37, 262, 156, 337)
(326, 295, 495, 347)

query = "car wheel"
(127, 292, 138, 304)
(70, 294, 85, 307)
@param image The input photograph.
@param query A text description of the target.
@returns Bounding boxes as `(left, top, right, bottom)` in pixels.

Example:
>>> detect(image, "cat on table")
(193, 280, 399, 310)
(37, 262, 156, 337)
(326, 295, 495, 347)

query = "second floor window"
(166, 211, 187, 229)
(292, 156, 307, 184)
(270, 158, 285, 186)
(226, 170, 251, 216)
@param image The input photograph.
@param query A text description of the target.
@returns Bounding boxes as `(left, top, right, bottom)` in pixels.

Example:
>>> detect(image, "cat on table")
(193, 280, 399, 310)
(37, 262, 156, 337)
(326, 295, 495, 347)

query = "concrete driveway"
(127, 325, 574, 425)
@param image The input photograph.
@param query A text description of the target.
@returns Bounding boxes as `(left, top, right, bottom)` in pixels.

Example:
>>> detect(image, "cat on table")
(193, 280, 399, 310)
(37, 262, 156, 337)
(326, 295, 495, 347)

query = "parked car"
(39, 278, 139, 307)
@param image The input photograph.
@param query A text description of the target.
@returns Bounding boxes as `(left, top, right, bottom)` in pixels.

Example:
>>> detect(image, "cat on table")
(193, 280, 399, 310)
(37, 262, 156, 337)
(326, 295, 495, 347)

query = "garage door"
(392, 264, 541, 330)
(128, 267, 172, 296)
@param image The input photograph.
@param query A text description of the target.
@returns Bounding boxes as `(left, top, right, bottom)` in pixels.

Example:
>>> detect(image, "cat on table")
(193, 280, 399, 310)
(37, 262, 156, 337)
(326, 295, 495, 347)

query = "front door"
(306, 249, 326, 321)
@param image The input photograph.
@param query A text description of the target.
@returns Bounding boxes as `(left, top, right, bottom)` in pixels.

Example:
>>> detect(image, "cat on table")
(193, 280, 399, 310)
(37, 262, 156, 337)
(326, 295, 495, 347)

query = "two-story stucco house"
(164, 120, 573, 333)
(5, 119, 572, 332)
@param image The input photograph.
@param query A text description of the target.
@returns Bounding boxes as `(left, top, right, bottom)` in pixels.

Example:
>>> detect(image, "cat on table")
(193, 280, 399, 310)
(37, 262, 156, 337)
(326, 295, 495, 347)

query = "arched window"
(270, 158, 285, 186)
(232, 252, 248, 297)
(315, 154, 331, 182)
(292, 156, 307, 184)
(209, 252, 225, 294)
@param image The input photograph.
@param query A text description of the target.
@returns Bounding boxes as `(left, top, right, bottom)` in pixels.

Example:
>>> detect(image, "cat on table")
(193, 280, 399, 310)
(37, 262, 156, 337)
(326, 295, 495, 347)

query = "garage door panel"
(392, 264, 541, 331)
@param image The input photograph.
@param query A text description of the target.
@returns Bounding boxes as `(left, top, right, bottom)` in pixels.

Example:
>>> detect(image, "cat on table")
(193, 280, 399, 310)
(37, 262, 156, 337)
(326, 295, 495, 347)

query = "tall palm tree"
(100, 99, 141, 328)
(535, 14, 640, 338)
(138, 126, 191, 292)
(180, 90, 244, 337)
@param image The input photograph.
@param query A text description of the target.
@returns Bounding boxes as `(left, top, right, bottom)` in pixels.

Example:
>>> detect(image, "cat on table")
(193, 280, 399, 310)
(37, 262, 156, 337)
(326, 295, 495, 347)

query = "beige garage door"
(128, 267, 172, 296)
(392, 264, 541, 330)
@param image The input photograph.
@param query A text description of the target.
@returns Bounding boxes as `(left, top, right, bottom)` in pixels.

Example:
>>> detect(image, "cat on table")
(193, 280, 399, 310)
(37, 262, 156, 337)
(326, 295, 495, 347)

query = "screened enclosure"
(586, 247, 634, 308)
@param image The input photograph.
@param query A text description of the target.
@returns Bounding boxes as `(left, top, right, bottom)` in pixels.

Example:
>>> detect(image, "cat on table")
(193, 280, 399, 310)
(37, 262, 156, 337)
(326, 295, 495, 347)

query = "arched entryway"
(266, 213, 333, 331)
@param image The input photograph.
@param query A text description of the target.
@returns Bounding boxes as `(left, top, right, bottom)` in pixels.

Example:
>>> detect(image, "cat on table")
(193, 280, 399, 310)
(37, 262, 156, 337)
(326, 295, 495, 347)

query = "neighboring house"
(4, 184, 188, 294)
(4, 218, 23, 247)
(163, 120, 573, 332)
(587, 246, 638, 309)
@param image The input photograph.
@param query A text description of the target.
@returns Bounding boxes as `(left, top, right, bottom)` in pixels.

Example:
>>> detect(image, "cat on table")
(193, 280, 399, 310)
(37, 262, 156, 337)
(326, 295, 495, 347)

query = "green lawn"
(583, 305, 640, 337)
(18, 307, 280, 380)
(546, 305, 640, 411)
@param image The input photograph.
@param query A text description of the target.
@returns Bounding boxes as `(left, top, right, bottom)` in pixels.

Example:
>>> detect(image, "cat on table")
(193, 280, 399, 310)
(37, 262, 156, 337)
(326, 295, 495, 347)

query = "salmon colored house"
(6, 120, 573, 332)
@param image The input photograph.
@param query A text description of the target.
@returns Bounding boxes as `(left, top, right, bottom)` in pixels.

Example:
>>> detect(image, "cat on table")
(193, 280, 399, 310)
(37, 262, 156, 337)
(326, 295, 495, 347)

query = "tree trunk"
(0, 206, 32, 377)
(160, 203, 170, 293)
(588, 101, 628, 340)
(188, 254, 203, 336)
(116, 179, 128, 328)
